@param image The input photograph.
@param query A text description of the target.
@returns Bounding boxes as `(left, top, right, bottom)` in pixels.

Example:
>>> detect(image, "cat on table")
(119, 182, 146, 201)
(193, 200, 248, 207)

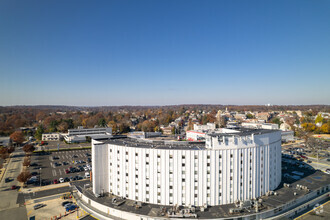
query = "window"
(207, 155, 210, 159)
(146, 153, 149, 157)
(230, 154, 233, 158)
(135, 153, 138, 156)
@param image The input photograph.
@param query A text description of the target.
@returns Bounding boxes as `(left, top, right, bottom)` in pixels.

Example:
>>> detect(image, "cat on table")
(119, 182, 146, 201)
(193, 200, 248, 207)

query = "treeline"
(0, 105, 329, 136)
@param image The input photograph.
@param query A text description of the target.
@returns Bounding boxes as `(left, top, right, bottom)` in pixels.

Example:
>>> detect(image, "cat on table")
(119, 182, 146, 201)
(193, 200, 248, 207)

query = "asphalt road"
(0, 146, 27, 220)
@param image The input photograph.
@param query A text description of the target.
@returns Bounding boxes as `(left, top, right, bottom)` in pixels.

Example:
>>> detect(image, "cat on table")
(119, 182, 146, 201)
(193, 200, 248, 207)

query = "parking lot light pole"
(39, 168, 42, 187)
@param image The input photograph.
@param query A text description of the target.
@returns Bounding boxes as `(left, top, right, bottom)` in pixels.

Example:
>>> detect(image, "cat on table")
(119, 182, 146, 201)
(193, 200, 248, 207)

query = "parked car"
(65, 169, 70, 174)
(66, 204, 78, 212)
(31, 172, 38, 176)
(52, 156, 59, 160)
(59, 178, 64, 183)
(63, 161, 68, 165)
(85, 153, 91, 156)
(11, 185, 18, 190)
(87, 158, 91, 163)
(5, 177, 11, 183)
(33, 204, 45, 210)
(53, 179, 59, 184)
(64, 177, 70, 182)
(41, 180, 51, 186)
(30, 163, 38, 167)
(62, 201, 72, 207)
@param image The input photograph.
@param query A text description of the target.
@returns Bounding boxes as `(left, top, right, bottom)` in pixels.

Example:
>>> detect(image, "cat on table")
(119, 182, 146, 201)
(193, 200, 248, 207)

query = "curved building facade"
(92, 129, 281, 207)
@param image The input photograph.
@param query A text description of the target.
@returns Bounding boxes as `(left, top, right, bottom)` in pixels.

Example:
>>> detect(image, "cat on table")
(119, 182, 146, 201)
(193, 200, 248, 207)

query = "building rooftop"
(207, 128, 278, 137)
(96, 137, 206, 150)
(73, 170, 330, 219)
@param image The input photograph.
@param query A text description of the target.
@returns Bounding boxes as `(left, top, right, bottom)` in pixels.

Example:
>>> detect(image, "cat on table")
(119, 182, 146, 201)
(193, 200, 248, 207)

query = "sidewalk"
(20, 182, 70, 193)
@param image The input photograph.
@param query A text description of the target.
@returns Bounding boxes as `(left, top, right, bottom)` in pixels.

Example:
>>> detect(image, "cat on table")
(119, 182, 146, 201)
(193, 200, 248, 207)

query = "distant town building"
(193, 123, 216, 131)
(42, 133, 62, 141)
(64, 127, 112, 143)
(242, 122, 279, 130)
(128, 131, 162, 139)
(281, 130, 294, 142)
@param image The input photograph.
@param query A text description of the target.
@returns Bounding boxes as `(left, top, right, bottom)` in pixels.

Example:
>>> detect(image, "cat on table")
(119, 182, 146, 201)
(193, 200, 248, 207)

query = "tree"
(98, 118, 107, 127)
(23, 157, 31, 166)
(315, 114, 324, 124)
(35, 125, 44, 140)
(10, 131, 25, 144)
(7, 146, 15, 154)
(246, 113, 255, 119)
(320, 124, 329, 134)
(23, 144, 35, 154)
(271, 117, 282, 127)
(17, 171, 32, 183)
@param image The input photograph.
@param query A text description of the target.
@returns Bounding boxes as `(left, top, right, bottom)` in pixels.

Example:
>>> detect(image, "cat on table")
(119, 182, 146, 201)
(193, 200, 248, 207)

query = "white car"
(85, 172, 90, 178)
(59, 178, 64, 183)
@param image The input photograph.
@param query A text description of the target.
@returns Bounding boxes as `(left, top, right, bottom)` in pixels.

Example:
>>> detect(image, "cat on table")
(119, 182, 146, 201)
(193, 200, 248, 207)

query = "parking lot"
(29, 149, 92, 186)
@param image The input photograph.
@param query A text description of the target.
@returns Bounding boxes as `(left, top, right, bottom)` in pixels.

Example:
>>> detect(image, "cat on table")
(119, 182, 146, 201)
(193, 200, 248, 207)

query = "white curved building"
(92, 128, 281, 207)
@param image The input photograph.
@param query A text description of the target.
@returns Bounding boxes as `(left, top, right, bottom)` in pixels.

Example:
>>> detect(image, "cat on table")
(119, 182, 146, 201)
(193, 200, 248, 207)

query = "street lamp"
(39, 168, 42, 187)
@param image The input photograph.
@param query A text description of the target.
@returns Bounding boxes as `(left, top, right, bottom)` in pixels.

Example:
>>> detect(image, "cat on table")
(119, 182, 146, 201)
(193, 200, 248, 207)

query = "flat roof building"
(92, 128, 282, 207)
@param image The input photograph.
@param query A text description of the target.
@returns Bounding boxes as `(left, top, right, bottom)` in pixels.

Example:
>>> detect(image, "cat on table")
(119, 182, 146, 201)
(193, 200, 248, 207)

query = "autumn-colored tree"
(23, 157, 31, 166)
(17, 171, 32, 183)
(107, 121, 118, 134)
(301, 123, 316, 132)
(320, 124, 329, 134)
(23, 144, 35, 154)
(0, 152, 9, 160)
(7, 146, 15, 154)
(10, 131, 25, 144)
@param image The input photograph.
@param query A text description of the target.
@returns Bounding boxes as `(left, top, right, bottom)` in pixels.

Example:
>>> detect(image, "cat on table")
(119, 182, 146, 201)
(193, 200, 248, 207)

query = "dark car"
(41, 180, 51, 186)
(66, 204, 77, 212)
(87, 158, 91, 163)
(72, 155, 78, 158)
(62, 201, 72, 207)
(30, 163, 38, 167)
(11, 185, 18, 190)
(64, 177, 70, 182)
(85, 153, 91, 157)
(33, 204, 45, 210)
(5, 177, 11, 183)
(31, 172, 38, 176)
(63, 161, 68, 165)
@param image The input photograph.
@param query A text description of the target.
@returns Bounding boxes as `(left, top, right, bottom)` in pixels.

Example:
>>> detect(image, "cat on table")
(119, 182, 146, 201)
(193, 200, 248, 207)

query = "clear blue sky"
(1, 0, 329, 106)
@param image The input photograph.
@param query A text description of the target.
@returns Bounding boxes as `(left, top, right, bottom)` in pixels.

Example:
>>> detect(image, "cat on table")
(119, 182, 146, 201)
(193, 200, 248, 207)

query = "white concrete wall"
(92, 130, 282, 207)
(92, 140, 109, 195)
